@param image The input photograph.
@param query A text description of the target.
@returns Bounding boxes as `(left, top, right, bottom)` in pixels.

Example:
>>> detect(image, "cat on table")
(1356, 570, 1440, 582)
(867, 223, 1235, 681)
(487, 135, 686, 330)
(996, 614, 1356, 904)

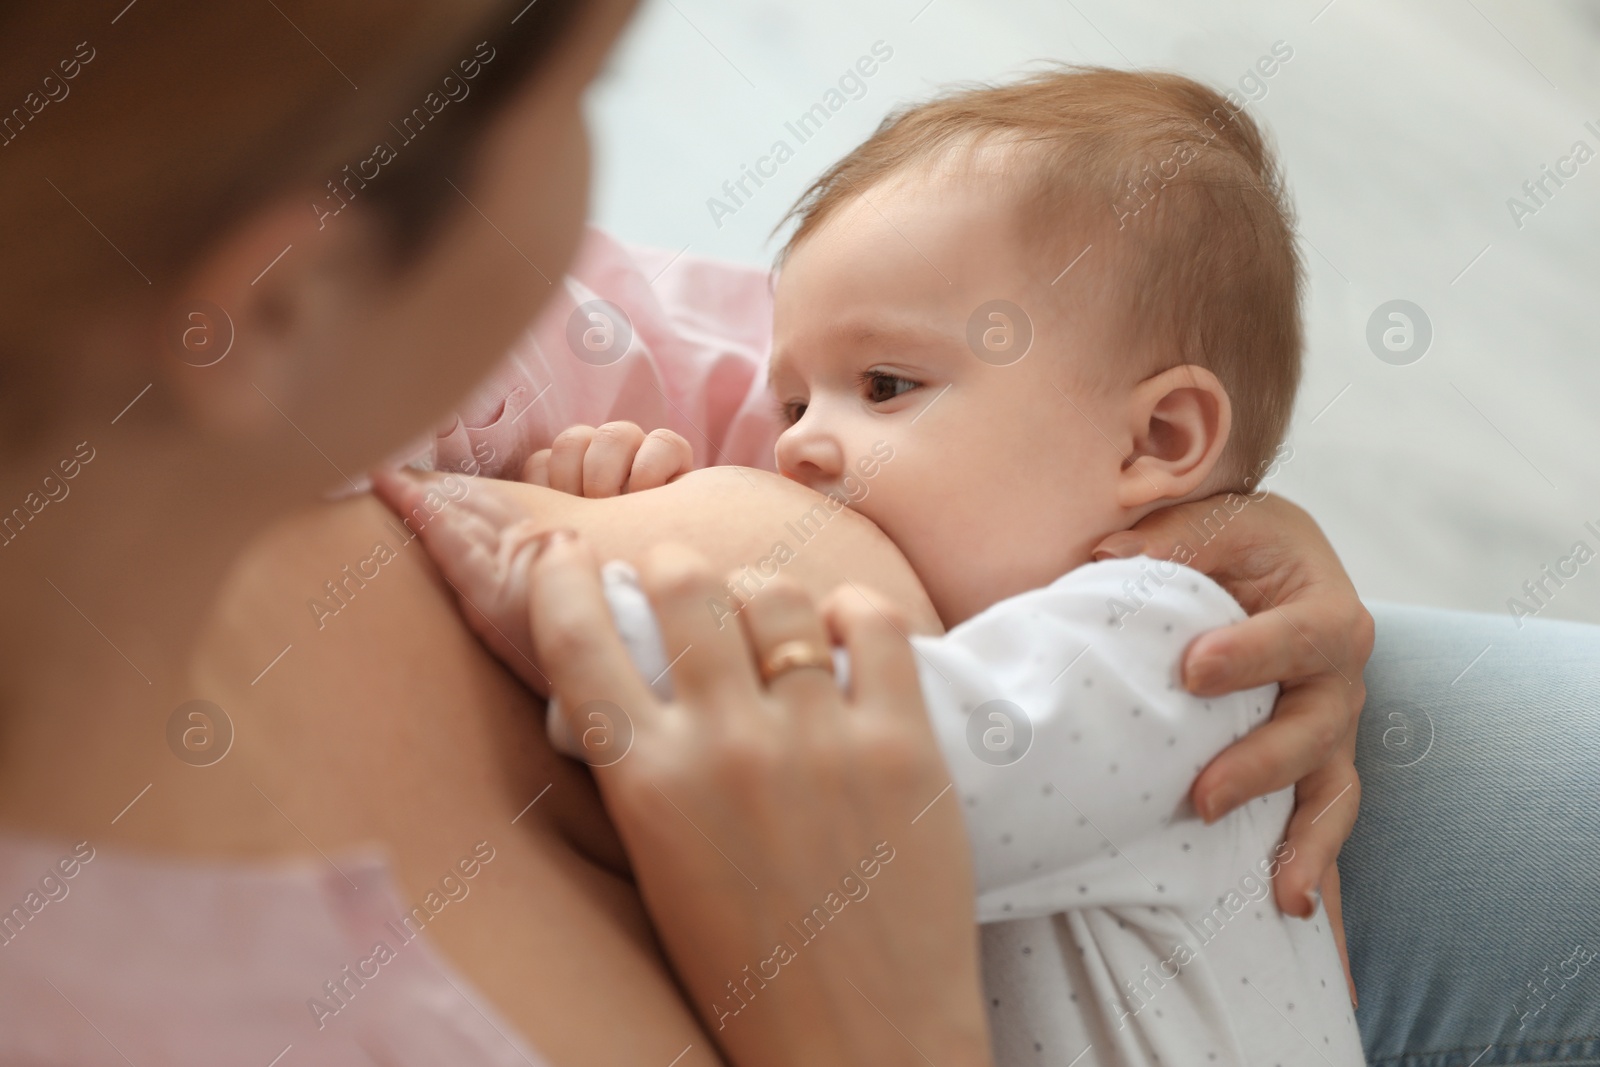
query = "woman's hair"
(0, 0, 584, 446)
(773, 66, 1304, 483)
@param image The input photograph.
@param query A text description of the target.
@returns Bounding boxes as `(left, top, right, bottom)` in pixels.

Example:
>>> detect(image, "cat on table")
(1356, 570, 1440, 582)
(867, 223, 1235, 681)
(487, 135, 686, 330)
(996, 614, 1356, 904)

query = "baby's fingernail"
(1092, 533, 1143, 560)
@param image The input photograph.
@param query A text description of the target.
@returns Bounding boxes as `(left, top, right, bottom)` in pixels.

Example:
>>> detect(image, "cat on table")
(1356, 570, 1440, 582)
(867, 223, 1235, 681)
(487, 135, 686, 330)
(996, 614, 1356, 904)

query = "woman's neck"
(0, 417, 320, 846)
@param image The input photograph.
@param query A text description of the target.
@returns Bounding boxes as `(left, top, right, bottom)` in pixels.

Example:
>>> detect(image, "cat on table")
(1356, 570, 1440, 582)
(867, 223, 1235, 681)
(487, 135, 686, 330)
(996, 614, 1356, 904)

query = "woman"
(0, 0, 1370, 1063)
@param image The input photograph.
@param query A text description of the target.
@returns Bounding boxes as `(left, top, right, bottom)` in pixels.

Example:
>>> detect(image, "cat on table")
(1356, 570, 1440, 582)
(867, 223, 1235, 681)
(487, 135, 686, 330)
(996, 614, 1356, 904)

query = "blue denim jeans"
(1345, 604, 1600, 1066)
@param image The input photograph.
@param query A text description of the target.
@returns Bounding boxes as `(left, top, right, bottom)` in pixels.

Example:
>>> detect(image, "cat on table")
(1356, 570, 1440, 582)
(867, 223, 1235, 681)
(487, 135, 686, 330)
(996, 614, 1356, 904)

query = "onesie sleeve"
(426, 226, 785, 479)
(907, 556, 1277, 922)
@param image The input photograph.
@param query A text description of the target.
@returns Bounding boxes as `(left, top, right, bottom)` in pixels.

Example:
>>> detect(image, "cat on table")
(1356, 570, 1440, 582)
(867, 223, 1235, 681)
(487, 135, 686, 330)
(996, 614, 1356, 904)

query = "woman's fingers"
(369, 467, 550, 686)
(1092, 492, 1275, 573)
(1183, 598, 1370, 696)
(546, 425, 597, 495)
(370, 470, 503, 602)
(529, 534, 659, 741)
(1272, 755, 1361, 918)
(628, 428, 694, 492)
(635, 544, 761, 712)
(1191, 673, 1353, 821)
(582, 421, 648, 498)
(735, 578, 837, 710)
(821, 584, 921, 716)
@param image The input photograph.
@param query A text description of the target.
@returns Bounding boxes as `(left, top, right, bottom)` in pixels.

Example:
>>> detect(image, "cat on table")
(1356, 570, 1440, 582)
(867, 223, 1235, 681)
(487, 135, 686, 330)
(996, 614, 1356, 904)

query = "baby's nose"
(775, 420, 844, 488)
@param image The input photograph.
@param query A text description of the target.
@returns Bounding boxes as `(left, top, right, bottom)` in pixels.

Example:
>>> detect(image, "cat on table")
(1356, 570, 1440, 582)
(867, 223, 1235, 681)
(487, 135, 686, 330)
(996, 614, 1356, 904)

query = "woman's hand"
(1094, 492, 1371, 1005)
(370, 467, 554, 696)
(528, 532, 993, 1067)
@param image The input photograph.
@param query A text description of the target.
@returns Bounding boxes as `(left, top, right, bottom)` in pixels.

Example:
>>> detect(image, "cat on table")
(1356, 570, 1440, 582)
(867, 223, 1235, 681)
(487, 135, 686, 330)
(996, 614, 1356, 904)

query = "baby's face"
(770, 167, 1133, 626)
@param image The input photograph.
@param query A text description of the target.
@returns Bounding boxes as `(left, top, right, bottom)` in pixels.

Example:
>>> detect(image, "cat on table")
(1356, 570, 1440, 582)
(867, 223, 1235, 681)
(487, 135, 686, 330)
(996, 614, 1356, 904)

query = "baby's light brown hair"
(775, 66, 1303, 487)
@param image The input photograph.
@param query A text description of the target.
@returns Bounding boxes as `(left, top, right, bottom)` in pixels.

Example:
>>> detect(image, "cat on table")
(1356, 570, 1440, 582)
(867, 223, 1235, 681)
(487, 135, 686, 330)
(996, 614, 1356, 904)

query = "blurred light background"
(583, 0, 1600, 627)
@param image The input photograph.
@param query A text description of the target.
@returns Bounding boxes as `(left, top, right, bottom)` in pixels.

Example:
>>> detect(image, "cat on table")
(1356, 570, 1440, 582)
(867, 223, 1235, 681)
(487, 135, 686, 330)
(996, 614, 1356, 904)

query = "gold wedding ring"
(759, 639, 834, 685)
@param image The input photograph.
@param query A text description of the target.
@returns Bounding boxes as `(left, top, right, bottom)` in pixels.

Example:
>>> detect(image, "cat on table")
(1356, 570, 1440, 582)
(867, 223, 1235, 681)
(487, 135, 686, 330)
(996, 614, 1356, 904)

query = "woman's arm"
(194, 495, 721, 1066)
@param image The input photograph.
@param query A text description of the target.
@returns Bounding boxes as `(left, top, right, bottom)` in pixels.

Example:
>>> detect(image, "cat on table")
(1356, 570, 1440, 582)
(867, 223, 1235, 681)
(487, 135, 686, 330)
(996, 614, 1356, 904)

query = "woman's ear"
(1117, 364, 1232, 509)
(157, 199, 378, 442)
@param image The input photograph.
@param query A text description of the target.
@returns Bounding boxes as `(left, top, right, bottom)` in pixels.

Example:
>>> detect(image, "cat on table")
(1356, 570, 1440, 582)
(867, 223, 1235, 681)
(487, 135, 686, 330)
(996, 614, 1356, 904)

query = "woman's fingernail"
(1185, 654, 1230, 693)
(1198, 791, 1233, 822)
(1301, 889, 1318, 917)
(530, 528, 577, 561)
(1092, 533, 1144, 560)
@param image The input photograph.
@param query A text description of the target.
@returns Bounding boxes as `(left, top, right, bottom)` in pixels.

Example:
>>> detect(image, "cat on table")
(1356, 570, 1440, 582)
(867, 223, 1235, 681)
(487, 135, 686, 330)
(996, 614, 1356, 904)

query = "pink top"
(0, 227, 784, 1063)
(425, 224, 784, 479)
(0, 837, 544, 1066)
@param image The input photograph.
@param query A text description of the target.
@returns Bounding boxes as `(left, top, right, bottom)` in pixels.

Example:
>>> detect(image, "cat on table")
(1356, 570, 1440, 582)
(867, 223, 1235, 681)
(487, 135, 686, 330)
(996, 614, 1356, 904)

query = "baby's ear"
(1116, 365, 1231, 509)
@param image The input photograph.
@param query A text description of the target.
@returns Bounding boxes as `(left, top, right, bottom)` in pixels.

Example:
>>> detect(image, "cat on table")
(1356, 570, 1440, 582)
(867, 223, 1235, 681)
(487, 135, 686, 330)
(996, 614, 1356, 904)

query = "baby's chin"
(927, 582, 1007, 630)
(914, 550, 1088, 630)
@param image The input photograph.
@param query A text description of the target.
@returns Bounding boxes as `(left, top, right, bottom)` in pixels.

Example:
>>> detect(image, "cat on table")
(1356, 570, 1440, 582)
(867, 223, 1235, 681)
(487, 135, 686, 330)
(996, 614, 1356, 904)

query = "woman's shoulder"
(199, 493, 452, 672)
(194, 493, 611, 857)
(178, 494, 713, 1063)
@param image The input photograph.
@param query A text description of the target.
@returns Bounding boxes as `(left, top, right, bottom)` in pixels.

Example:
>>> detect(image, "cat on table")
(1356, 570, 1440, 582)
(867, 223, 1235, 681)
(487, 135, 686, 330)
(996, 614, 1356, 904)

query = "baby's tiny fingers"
(583, 422, 648, 498)
(520, 449, 552, 487)
(547, 425, 597, 496)
(628, 428, 694, 492)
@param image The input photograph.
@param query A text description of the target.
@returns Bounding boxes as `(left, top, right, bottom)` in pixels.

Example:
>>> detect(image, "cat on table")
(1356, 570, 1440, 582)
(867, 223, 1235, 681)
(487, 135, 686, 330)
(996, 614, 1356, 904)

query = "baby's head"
(768, 67, 1303, 626)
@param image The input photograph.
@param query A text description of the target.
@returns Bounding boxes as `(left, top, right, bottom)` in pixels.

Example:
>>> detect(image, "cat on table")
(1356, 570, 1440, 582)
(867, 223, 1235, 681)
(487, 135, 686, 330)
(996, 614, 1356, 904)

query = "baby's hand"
(521, 422, 693, 497)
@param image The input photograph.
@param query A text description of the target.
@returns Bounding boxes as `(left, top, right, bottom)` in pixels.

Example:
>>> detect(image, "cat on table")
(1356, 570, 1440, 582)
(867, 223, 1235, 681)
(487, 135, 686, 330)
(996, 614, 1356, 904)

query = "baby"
(379, 67, 1364, 1066)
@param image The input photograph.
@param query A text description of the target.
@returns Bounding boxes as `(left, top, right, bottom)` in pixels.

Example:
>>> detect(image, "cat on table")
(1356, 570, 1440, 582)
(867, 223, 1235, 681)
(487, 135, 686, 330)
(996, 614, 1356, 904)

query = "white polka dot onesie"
(548, 555, 1367, 1067)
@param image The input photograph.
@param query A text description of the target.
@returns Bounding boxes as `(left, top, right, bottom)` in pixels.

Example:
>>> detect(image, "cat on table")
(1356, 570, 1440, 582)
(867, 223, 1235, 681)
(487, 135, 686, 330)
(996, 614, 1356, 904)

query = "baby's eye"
(860, 370, 919, 404)
(780, 398, 808, 425)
